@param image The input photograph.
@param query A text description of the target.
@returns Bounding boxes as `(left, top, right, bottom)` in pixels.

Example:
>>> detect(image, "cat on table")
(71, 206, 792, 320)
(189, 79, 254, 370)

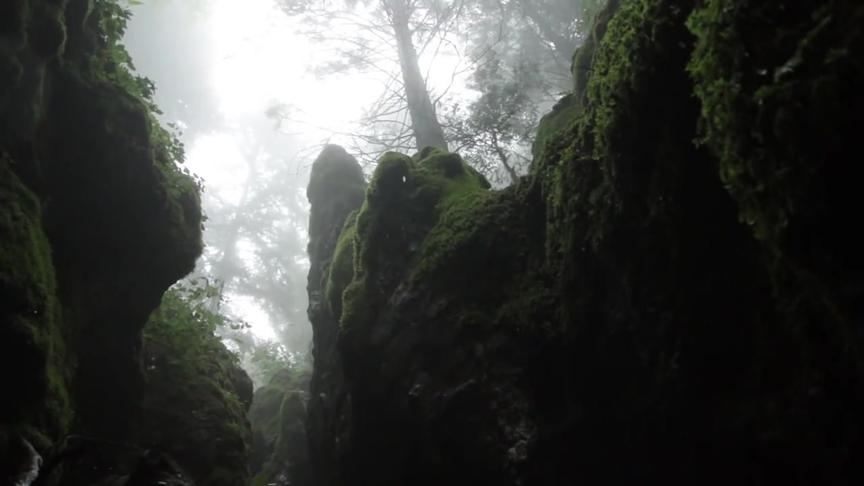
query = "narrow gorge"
(2, 0, 863, 485)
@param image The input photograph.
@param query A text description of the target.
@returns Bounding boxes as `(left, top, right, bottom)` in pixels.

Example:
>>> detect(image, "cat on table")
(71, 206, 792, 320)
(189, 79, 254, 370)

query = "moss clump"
(409, 151, 492, 282)
(0, 155, 71, 443)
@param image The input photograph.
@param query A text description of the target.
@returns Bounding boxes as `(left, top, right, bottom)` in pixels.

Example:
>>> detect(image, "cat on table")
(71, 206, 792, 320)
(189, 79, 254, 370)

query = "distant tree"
(442, 0, 603, 184)
(443, 55, 538, 185)
(277, 0, 599, 182)
(192, 120, 311, 352)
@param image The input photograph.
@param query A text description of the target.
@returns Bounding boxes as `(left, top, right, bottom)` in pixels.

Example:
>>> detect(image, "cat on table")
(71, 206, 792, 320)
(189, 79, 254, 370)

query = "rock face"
(305, 145, 367, 486)
(1, 1, 249, 484)
(305, 0, 864, 484)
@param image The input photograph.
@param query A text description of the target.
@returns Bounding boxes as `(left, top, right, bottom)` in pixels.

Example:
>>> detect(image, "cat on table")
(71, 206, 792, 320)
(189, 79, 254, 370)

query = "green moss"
(409, 152, 492, 282)
(340, 279, 369, 330)
(688, 0, 864, 246)
(335, 149, 493, 331)
(365, 151, 413, 204)
(583, 0, 661, 158)
(687, 0, 864, 395)
(0, 155, 71, 443)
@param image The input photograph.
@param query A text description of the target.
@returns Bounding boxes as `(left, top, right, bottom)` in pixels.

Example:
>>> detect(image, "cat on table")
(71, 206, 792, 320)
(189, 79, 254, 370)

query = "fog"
(122, 0, 388, 357)
(121, 0, 580, 376)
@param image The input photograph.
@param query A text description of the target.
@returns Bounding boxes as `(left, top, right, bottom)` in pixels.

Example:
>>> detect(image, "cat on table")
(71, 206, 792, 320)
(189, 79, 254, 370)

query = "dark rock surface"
(1, 1, 249, 485)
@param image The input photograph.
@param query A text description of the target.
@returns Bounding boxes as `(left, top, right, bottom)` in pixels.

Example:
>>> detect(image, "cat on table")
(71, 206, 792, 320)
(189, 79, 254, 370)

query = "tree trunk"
(388, 0, 448, 151)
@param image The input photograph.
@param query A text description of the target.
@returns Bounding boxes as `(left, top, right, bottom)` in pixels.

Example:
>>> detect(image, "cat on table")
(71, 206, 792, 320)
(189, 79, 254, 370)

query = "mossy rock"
(689, 0, 864, 317)
(337, 149, 491, 332)
(0, 155, 71, 444)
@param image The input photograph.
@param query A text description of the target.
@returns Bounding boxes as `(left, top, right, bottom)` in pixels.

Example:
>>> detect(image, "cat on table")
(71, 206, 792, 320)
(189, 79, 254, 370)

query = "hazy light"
(209, 0, 307, 117)
(227, 294, 276, 341)
(186, 133, 248, 203)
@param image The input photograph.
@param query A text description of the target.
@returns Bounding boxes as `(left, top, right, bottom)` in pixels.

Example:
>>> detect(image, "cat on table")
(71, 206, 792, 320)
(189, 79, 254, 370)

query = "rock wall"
(305, 0, 864, 484)
(1, 1, 249, 484)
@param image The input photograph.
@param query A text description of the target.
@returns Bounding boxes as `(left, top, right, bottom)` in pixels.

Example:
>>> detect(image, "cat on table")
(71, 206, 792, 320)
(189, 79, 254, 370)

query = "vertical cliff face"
(305, 0, 864, 484)
(0, 1, 245, 484)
